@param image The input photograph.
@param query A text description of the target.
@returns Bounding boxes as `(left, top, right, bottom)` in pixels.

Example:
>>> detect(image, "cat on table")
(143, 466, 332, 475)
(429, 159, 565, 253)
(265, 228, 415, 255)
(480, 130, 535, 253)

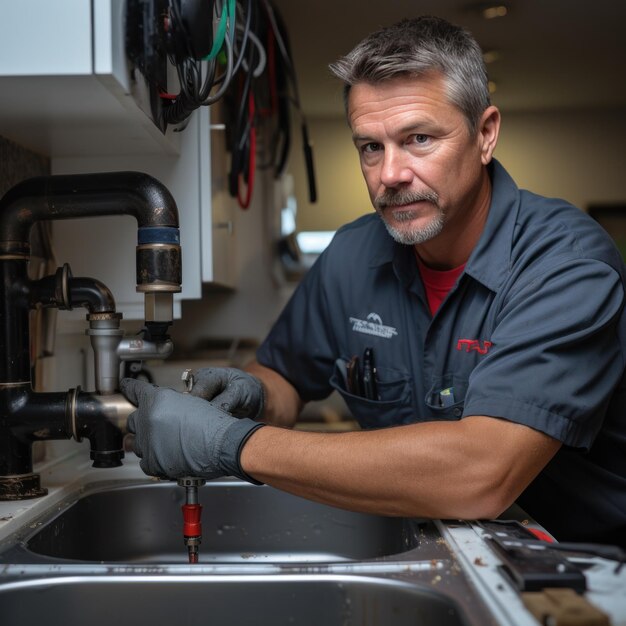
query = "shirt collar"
(464, 159, 519, 292)
(367, 222, 417, 287)
(368, 159, 519, 293)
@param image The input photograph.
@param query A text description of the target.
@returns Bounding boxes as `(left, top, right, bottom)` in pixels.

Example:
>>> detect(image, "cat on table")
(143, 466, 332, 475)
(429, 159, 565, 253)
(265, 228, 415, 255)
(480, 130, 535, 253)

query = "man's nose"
(379, 146, 414, 187)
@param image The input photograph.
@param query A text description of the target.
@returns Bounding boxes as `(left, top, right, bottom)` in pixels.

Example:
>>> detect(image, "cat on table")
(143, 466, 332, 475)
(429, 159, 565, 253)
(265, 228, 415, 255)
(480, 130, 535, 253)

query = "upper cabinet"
(0, 0, 179, 157)
(0, 0, 236, 322)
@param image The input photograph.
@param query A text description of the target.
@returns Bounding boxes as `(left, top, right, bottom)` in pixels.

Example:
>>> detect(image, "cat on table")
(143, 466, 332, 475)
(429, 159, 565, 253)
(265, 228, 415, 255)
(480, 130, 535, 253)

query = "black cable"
(162, 0, 236, 124)
(271, 24, 291, 177)
(157, 0, 315, 205)
(220, 0, 253, 86)
(227, 81, 254, 197)
(258, 3, 319, 203)
(228, 0, 258, 198)
(301, 123, 317, 203)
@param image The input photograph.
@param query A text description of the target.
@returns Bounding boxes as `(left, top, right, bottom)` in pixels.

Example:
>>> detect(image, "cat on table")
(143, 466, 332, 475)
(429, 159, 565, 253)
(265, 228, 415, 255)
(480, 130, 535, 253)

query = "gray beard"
(374, 189, 444, 245)
(382, 210, 444, 245)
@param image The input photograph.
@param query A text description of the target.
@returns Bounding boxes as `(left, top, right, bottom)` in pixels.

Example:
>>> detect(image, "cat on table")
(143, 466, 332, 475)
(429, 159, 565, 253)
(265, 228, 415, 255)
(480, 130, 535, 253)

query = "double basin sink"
(0, 477, 494, 625)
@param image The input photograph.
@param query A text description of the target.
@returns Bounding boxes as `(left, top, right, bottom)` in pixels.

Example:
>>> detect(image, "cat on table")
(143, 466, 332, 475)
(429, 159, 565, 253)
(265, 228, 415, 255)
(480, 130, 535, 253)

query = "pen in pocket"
(347, 355, 363, 397)
(346, 347, 379, 400)
(362, 347, 379, 400)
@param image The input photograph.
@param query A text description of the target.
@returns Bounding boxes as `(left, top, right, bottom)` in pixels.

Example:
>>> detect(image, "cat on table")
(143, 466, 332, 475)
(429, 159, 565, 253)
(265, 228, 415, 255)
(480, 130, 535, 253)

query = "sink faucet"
(0, 172, 182, 500)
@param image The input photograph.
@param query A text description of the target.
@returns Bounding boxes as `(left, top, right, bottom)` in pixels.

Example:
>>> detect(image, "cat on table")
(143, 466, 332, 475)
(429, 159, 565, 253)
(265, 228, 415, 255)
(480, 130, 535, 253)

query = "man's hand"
(121, 378, 264, 481)
(189, 367, 265, 419)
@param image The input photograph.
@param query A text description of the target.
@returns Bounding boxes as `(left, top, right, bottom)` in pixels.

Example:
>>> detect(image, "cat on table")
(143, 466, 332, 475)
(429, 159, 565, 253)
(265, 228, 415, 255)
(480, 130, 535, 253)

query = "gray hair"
(329, 16, 491, 135)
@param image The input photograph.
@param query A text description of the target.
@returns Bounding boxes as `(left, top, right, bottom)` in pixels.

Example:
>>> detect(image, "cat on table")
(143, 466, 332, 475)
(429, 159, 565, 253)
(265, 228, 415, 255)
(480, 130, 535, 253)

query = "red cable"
(237, 92, 256, 209)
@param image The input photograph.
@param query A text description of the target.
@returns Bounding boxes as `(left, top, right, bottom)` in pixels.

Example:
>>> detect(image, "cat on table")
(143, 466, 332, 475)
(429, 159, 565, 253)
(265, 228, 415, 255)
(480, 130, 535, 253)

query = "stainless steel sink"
(20, 480, 422, 564)
(0, 574, 471, 626)
(0, 478, 498, 625)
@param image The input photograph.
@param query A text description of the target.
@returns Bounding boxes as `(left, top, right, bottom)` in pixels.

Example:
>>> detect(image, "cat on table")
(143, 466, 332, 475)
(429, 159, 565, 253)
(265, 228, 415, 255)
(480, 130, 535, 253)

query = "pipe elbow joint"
(71, 389, 135, 468)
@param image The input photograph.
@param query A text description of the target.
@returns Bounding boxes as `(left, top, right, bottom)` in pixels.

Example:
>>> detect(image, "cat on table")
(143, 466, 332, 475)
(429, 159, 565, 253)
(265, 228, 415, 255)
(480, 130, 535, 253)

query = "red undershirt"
(415, 252, 465, 316)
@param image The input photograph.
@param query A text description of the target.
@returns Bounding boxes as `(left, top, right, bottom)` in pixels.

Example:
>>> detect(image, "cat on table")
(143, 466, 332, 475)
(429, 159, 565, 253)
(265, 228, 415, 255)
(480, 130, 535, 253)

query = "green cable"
(203, 0, 230, 61)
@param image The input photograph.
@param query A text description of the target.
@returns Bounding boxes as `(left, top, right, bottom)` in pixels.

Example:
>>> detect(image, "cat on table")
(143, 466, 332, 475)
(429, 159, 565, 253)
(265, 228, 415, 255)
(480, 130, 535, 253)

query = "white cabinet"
(0, 0, 93, 76)
(0, 0, 176, 156)
(0, 0, 236, 323)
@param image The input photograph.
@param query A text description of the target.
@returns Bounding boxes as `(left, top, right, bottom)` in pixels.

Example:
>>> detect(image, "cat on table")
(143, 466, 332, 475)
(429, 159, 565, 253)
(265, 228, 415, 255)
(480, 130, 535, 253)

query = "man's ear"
(478, 106, 501, 165)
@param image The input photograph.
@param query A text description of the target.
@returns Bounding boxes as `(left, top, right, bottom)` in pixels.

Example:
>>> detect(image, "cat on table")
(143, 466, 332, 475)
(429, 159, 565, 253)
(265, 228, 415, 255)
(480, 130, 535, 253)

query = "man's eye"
(412, 134, 430, 145)
(360, 142, 381, 154)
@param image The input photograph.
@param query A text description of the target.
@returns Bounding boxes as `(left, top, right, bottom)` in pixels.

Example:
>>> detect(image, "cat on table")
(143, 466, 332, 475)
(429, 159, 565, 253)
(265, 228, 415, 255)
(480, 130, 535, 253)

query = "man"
(122, 16, 626, 547)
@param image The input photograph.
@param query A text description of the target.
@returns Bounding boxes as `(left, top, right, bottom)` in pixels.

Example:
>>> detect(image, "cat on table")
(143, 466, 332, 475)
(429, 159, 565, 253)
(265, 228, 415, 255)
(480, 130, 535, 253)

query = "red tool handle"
(182, 503, 202, 538)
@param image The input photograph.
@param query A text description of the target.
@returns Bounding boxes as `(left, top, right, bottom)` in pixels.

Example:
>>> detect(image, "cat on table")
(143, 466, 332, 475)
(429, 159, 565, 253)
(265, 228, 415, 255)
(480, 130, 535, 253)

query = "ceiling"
(270, 0, 626, 118)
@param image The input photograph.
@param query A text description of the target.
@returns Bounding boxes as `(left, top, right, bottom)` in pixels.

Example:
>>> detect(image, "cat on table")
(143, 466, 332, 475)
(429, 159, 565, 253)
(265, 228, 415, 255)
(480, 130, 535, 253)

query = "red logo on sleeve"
(456, 339, 492, 355)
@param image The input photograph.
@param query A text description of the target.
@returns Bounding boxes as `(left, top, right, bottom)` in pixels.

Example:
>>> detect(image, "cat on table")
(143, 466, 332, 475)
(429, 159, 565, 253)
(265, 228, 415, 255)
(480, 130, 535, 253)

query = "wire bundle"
(161, 0, 316, 208)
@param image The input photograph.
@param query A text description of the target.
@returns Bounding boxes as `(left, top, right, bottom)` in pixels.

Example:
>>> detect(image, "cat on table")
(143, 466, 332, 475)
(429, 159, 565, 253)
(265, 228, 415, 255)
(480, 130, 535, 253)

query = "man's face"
(348, 73, 492, 247)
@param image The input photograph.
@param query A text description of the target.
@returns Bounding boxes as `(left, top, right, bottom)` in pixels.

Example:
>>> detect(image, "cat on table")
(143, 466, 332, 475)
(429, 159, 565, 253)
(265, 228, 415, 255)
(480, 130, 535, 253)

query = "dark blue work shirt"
(257, 160, 626, 547)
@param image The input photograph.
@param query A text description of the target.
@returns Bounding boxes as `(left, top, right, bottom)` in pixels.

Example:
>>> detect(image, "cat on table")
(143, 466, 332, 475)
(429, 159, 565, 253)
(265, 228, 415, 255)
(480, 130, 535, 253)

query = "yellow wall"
(289, 118, 370, 232)
(290, 108, 626, 232)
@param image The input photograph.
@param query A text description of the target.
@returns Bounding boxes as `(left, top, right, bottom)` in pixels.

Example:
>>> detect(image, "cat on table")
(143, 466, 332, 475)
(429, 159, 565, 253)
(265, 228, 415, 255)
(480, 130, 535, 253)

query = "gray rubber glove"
(121, 378, 264, 482)
(189, 367, 265, 419)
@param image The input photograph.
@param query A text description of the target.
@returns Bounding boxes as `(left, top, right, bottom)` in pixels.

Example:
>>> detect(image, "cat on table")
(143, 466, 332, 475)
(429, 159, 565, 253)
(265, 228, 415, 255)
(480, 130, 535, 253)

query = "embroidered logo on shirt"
(349, 313, 398, 339)
(456, 339, 492, 355)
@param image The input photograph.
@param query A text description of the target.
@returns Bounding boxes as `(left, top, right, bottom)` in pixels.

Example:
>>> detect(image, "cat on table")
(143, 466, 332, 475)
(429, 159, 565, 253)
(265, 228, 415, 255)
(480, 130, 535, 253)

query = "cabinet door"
(0, 0, 92, 76)
(200, 101, 236, 286)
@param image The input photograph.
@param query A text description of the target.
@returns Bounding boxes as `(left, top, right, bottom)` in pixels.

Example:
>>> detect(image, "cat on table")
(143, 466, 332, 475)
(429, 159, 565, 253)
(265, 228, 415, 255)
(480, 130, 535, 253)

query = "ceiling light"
(463, 3, 510, 20)
(482, 4, 508, 19)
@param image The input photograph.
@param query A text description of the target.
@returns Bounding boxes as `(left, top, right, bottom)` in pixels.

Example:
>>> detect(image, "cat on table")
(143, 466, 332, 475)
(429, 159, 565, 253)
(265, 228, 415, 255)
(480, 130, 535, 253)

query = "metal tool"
(179, 369, 206, 564)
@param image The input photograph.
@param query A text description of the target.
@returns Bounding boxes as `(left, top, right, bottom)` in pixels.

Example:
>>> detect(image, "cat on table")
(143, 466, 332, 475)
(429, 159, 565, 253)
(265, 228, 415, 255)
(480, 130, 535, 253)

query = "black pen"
(362, 347, 379, 400)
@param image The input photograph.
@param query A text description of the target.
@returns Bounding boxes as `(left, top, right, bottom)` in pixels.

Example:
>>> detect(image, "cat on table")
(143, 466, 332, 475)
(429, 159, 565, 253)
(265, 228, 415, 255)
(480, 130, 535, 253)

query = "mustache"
(374, 189, 439, 210)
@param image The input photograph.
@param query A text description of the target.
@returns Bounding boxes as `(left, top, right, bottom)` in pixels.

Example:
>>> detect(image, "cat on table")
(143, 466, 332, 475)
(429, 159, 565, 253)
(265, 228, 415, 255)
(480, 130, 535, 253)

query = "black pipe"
(0, 386, 68, 479)
(0, 385, 132, 498)
(0, 171, 182, 296)
(0, 388, 68, 445)
(0, 261, 30, 384)
(0, 171, 181, 499)
(0, 171, 179, 253)
(0, 387, 129, 470)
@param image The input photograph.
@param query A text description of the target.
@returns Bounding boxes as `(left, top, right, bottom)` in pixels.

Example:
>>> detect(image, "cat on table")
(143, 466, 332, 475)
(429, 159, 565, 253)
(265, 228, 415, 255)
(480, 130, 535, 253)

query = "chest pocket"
(424, 375, 468, 420)
(329, 359, 414, 429)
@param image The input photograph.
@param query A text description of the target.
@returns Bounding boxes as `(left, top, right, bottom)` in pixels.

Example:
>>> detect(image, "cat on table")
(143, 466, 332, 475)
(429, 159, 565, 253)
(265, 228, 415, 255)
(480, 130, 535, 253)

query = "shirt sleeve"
(256, 250, 338, 401)
(463, 257, 625, 449)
